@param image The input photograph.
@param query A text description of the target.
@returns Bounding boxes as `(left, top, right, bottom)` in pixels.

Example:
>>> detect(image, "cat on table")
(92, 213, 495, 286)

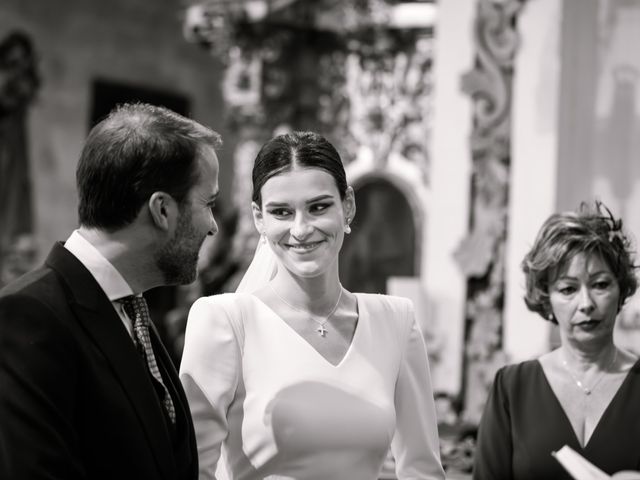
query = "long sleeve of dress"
(391, 299, 446, 480)
(179, 295, 243, 480)
(473, 367, 512, 480)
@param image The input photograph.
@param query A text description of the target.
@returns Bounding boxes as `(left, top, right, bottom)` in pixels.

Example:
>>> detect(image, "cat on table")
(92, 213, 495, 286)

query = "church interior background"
(2, 0, 640, 477)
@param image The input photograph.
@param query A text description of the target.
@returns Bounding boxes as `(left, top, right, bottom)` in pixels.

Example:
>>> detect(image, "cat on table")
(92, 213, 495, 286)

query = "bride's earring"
(344, 221, 351, 234)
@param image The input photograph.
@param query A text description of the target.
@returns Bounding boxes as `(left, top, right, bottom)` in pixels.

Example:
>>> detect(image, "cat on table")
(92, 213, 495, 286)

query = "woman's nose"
(577, 286, 596, 313)
(290, 215, 313, 240)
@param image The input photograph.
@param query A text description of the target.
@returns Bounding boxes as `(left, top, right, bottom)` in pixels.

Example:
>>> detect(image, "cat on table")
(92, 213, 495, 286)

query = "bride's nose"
(290, 214, 313, 240)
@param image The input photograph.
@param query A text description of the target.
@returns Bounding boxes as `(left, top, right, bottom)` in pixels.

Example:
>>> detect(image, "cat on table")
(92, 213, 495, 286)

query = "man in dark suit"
(0, 102, 222, 479)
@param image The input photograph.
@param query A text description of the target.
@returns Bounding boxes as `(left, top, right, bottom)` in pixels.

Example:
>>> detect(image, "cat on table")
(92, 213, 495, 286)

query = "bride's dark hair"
(252, 131, 348, 206)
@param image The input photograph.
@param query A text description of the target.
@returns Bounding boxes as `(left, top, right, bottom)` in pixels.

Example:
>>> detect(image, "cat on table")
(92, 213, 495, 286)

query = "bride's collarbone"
(281, 308, 358, 342)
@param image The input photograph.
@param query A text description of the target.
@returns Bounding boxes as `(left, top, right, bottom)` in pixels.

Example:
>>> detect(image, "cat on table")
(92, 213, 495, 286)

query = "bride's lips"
(285, 241, 324, 253)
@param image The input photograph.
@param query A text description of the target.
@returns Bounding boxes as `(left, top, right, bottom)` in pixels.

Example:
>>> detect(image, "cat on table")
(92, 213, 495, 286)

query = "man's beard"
(154, 210, 204, 285)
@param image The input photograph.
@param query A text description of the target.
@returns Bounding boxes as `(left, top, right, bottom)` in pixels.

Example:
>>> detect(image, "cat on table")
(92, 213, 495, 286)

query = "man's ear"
(343, 186, 356, 225)
(252, 201, 264, 235)
(148, 192, 178, 232)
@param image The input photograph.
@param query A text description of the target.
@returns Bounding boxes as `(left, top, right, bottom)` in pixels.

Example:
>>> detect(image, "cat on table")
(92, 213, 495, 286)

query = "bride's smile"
(253, 167, 355, 279)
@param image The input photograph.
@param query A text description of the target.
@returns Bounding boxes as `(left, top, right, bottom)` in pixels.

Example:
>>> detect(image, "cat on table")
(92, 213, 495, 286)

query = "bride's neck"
(270, 272, 342, 310)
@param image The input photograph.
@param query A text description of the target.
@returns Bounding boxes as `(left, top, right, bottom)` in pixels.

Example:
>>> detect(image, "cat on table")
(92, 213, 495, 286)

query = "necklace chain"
(561, 349, 617, 396)
(268, 283, 343, 338)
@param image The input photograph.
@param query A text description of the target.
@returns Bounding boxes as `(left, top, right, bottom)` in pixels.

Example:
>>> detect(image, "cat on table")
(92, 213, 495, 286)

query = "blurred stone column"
(0, 31, 40, 287)
(456, 0, 527, 424)
(425, 0, 476, 397)
(504, 0, 562, 361)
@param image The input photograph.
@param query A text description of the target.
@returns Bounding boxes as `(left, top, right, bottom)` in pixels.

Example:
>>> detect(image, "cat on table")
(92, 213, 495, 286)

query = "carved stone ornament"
(182, 0, 435, 287)
(456, 0, 527, 425)
(342, 35, 433, 177)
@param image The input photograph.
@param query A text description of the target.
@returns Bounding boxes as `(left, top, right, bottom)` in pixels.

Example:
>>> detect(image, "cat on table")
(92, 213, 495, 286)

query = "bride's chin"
(285, 263, 324, 278)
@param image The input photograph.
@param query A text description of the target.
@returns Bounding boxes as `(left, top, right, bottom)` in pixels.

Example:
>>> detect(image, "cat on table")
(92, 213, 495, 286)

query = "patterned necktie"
(119, 295, 176, 424)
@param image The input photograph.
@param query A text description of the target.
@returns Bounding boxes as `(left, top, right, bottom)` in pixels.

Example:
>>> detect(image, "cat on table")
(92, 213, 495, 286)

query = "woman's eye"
(268, 208, 290, 217)
(593, 281, 610, 290)
(310, 203, 331, 213)
(558, 286, 576, 295)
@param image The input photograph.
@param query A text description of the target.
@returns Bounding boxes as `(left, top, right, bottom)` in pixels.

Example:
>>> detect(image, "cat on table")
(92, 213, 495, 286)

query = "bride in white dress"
(179, 131, 445, 480)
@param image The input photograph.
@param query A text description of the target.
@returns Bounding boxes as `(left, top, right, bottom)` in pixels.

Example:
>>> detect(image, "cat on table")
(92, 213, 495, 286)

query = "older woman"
(473, 201, 640, 479)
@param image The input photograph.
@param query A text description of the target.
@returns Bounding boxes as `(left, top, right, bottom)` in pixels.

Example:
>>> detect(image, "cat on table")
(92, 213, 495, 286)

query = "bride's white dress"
(179, 292, 444, 480)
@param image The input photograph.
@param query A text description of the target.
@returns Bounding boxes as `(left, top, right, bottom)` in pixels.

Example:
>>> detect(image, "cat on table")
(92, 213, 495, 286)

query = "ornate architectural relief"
(456, 0, 526, 424)
(342, 34, 433, 179)
(183, 0, 435, 288)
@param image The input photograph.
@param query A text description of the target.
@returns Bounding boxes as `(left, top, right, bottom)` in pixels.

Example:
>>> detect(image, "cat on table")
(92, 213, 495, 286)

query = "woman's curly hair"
(521, 200, 638, 323)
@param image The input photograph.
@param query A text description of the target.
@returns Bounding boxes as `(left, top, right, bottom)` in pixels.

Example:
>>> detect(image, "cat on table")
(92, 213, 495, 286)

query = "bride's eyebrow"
(264, 194, 334, 208)
(306, 194, 333, 204)
(264, 201, 289, 208)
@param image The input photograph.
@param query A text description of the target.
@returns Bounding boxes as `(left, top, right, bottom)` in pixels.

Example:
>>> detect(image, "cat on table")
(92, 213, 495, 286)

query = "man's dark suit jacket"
(0, 243, 198, 480)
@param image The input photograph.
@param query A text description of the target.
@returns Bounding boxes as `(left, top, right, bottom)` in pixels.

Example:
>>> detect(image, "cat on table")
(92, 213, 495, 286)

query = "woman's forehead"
(261, 168, 339, 199)
(552, 251, 613, 278)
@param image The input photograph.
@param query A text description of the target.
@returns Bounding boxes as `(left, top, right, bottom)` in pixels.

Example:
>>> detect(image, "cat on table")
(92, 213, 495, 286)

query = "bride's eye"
(310, 202, 332, 213)
(268, 208, 291, 218)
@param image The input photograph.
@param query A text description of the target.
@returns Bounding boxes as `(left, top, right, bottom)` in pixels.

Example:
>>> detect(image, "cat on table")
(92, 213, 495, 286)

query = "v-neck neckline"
(536, 357, 640, 451)
(250, 292, 362, 368)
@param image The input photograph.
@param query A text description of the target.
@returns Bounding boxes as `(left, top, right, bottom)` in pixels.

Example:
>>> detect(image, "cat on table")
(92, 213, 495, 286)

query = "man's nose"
(208, 217, 218, 236)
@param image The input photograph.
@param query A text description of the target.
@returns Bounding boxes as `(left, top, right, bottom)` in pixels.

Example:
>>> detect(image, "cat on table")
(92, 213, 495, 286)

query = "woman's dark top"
(473, 358, 640, 479)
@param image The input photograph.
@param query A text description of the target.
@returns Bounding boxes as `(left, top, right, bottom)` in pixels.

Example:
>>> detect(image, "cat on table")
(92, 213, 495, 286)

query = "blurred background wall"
(0, 0, 233, 266)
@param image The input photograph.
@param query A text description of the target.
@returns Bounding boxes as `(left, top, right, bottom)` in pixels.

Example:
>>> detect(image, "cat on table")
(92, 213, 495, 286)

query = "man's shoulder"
(0, 262, 68, 315)
(0, 265, 70, 341)
(0, 242, 83, 300)
(1, 264, 55, 297)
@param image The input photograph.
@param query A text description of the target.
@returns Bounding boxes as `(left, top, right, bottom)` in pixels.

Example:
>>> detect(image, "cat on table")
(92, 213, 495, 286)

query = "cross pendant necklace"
(316, 324, 328, 337)
(269, 283, 343, 338)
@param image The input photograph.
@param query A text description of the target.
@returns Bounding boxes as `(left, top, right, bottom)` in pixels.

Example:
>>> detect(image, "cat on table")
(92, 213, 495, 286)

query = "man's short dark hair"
(76, 102, 222, 230)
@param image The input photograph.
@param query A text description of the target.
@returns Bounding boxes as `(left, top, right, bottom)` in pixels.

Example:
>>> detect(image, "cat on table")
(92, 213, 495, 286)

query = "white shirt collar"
(64, 230, 134, 301)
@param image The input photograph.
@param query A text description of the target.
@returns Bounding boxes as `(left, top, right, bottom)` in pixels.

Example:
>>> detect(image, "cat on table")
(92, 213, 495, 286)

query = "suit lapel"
(149, 321, 189, 423)
(149, 321, 198, 455)
(46, 244, 176, 479)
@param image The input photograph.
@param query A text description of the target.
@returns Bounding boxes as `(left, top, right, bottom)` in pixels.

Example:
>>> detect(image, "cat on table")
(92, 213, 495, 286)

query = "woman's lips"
(285, 241, 323, 253)
(575, 319, 601, 330)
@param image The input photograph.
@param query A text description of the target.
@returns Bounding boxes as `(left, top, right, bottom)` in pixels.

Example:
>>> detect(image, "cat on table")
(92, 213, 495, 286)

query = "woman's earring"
(344, 223, 351, 234)
(547, 313, 554, 322)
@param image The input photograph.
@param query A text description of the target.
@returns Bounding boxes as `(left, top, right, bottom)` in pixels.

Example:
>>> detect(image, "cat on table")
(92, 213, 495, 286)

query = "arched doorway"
(340, 177, 417, 294)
